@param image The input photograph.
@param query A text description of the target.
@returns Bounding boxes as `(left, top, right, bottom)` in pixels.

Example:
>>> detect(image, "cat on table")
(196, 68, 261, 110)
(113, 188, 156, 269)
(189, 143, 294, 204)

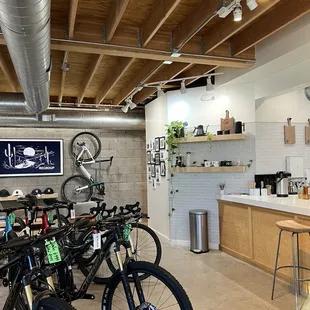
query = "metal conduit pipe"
(0, 0, 51, 114)
(0, 93, 145, 130)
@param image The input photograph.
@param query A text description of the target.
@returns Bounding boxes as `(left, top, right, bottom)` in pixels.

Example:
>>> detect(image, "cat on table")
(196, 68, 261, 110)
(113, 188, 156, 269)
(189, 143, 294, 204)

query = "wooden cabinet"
(218, 200, 310, 285)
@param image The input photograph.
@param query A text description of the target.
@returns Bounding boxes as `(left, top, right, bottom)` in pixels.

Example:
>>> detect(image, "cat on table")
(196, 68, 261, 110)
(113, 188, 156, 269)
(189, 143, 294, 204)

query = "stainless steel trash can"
(189, 209, 209, 253)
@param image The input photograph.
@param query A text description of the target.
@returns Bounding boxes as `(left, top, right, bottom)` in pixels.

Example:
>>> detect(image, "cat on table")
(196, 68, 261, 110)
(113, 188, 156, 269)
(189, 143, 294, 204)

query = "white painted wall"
(256, 88, 310, 123)
(145, 96, 170, 239)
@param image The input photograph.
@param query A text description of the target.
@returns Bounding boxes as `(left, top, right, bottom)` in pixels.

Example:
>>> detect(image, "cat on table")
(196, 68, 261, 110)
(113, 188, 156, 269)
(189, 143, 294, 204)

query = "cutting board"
(305, 119, 310, 144)
(220, 110, 234, 133)
(284, 118, 295, 144)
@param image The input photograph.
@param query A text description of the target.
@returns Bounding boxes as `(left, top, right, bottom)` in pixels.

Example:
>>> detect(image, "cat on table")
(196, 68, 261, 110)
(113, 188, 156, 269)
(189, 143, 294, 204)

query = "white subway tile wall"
(169, 124, 256, 246)
(0, 128, 147, 212)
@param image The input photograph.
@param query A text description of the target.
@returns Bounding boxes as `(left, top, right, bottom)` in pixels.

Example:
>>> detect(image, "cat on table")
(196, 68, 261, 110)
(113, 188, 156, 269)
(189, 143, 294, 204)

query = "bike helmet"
(0, 189, 10, 197)
(12, 189, 24, 197)
(43, 187, 54, 195)
(31, 188, 42, 195)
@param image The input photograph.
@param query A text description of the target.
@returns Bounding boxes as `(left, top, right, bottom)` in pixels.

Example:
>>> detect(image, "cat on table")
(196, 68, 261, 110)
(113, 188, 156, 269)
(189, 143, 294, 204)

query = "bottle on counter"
(303, 184, 309, 200)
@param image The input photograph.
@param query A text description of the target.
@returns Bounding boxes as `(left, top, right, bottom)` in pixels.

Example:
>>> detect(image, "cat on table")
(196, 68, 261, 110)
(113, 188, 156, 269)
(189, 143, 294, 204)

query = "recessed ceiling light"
(163, 60, 173, 64)
(171, 52, 182, 58)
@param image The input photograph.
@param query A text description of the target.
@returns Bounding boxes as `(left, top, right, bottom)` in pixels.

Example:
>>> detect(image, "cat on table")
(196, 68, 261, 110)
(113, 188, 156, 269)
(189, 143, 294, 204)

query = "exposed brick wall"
(0, 128, 147, 212)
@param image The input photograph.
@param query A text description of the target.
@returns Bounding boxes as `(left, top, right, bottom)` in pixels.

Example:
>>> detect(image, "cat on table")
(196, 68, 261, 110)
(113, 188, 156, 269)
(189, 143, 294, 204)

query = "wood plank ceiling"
(0, 0, 309, 109)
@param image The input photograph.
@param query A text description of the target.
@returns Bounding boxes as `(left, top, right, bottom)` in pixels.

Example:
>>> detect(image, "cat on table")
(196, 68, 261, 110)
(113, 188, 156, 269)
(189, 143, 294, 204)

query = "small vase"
(220, 190, 225, 195)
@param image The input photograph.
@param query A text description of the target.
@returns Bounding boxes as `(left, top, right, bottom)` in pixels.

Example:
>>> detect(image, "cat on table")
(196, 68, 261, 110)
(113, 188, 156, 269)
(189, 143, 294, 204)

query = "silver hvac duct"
(0, 93, 145, 130)
(0, 0, 51, 114)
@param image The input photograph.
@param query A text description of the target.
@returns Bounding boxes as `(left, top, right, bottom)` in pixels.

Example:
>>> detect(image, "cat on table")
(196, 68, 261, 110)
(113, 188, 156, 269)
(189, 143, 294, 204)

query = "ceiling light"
(204, 76, 215, 101)
(157, 86, 165, 97)
(127, 98, 137, 110)
(233, 2, 242, 22)
(163, 60, 173, 64)
(180, 80, 187, 94)
(121, 103, 129, 113)
(246, 0, 258, 11)
(171, 52, 182, 57)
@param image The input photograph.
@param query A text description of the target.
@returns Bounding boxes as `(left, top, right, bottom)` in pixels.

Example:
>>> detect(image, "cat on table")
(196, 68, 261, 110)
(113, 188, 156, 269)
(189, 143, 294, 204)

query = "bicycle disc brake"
(136, 302, 157, 310)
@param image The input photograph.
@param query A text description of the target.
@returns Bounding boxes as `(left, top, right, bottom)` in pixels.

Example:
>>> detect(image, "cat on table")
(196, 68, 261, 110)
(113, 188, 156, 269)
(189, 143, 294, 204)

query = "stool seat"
(276, 220, 310, 233)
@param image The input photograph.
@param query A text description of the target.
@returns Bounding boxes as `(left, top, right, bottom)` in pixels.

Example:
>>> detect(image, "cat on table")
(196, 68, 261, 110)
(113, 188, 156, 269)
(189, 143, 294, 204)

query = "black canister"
(235, 121, 243, 134)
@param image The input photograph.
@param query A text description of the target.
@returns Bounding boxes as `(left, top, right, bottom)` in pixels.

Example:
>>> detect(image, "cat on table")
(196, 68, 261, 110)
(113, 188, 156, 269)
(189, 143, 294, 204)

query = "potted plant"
(219, 182, 226, 195)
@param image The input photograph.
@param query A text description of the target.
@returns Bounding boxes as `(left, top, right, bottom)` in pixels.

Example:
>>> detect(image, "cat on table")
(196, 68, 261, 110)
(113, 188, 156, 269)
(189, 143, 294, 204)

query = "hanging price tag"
(93, 233, 101, 250)
(123, 224, 131, 242)
(45, 239, 62, 264)
(8, 213, 15, 225)
(48, 212, 54, 224)
(70, 209, 76, 219)
(96, 214, 103, 221)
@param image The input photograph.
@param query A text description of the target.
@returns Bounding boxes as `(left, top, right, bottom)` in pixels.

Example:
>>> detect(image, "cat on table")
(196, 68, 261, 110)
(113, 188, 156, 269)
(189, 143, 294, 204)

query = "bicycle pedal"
(82, 294, 95, 300)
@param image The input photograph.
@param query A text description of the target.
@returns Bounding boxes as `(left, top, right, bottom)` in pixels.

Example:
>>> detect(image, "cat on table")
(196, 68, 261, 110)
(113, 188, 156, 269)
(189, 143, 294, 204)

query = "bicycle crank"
(136, 302, 157, 310)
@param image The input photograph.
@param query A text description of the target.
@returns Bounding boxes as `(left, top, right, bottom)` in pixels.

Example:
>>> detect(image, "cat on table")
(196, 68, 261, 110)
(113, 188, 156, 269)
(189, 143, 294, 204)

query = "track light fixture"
(127, 98, 137, 110)
(233, 1, 242, 22)
(180, 80, 187, 94)
(157, 86, 165, 97)
(121, 103, 129, 113)
(202, 76, 215, 101)
(246, 0, 258, 11)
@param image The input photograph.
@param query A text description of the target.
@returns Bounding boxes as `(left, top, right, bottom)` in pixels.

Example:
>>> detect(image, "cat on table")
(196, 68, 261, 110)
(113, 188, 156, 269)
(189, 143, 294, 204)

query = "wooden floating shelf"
(0, 193, 58, 202)
(172, 134, 246, 144)
(171, 166, 248, 173)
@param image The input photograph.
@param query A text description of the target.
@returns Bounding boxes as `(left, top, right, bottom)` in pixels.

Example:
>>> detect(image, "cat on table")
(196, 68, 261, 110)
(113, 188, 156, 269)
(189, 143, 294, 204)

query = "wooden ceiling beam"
(105, 0, 130, 42)
(58, 52, 69, 103)
(230, 0, 310, 56)
(0, 52, 18, 92)
(78, 54, 103, 103)
(203, 0, 280, 54)
(134, 63, 193, 104)
(48, 39, 254, 68)
(172, 0, 218, 51)
(95, 57, 135, 104)
(113, 60, 162, 105)
(140, 0, 181, 47)
(68, 0, 79, 38)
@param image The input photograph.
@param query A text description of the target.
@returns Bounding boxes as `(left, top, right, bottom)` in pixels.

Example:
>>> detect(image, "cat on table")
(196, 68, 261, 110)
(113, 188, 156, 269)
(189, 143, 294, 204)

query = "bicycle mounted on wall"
(61, 132, 113, 203)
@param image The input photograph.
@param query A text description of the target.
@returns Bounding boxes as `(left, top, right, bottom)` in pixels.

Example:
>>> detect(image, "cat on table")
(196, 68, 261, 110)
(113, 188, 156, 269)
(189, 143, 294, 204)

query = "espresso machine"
(276, 171, 291, 197)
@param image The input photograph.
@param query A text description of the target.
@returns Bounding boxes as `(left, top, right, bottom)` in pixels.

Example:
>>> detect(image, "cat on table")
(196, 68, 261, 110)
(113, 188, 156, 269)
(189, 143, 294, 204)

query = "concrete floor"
(0, 240, 303, 309)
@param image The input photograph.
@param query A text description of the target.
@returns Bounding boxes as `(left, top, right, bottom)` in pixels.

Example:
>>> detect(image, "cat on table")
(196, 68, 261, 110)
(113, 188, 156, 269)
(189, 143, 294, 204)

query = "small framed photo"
(147, 151, 151, 164)
(160, 161, 166, 177)
(151, 164, 156, 177)
(160, 151, 164, 160)
(156, 165, 160, 175)
(159, 136, 166, 150)
(155, 137, 160, 152)
(155, 153, 160, 165)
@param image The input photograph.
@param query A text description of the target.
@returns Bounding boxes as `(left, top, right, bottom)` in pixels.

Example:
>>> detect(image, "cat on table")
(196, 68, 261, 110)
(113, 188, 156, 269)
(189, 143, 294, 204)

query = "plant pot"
(220, 190, 225, 195)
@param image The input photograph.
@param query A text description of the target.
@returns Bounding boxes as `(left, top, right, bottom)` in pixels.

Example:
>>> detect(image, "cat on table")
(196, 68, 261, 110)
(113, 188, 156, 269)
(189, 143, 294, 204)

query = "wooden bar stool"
(271, 220, 310, 310)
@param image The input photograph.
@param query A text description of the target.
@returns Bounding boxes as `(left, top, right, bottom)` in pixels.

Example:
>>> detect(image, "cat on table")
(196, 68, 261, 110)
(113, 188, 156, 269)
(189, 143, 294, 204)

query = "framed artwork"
(160, 161, 166, 177)
(155, 153, 160, 165)
(155, 137, 160, 152)
(146, 143, 150, 150)
(147, 151, 151, 164)
(152, 178, 157, 189)
(159, 136, 166, 150)
(147, 165, 152, 182)
(151, 164, 156, 178)
(0, 139, 63, 177)
(156, 165, 160, 175)
(160, 151, 164, 160)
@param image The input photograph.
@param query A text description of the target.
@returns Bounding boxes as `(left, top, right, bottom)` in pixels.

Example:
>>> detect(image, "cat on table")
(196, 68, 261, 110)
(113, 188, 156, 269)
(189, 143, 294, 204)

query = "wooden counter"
(218, 198, 310, 286)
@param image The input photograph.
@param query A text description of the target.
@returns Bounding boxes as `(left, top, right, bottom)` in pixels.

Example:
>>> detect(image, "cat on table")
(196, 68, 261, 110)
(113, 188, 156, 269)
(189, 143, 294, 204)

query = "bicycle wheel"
(106, 223, 162, 274)
(70, 132, 101, 162)
(61, 175, 93, 203)
(101, 261, 193, 310)
(36, 297, 76, 309)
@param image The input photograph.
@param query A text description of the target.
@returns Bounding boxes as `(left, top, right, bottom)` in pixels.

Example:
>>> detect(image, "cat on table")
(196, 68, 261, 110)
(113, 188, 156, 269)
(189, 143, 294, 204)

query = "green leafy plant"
(205, 132, 213, 152)
(247, 159, 254, 168)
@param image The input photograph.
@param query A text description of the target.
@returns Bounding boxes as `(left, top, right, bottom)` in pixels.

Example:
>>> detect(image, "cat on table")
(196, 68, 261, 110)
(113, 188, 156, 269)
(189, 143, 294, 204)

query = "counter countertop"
(218, 194, 310, 216)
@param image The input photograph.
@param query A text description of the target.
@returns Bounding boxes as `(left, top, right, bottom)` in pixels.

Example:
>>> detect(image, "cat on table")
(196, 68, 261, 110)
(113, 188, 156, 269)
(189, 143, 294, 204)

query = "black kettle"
(193, 125, 205, 136)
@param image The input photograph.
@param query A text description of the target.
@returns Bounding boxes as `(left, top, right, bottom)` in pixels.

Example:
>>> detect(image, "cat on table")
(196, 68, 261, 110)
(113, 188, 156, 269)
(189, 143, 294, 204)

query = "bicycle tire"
(36, 297, 76, 309)
(106, 223, 162, 274)
(70, 132, 101, 162)
(61, 175, 93, 203)
(101, 261, 193, 310)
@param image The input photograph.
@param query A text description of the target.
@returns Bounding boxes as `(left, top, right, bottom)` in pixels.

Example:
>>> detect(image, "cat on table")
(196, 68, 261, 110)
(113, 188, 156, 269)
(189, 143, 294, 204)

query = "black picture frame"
(155, 137, 160, 152)
(155, 153, 160, 165)
(159, 136, 166, 150)
(151, 164, 156, 177)
(147, 151, 151, 164)
(160, 161, 166, 177)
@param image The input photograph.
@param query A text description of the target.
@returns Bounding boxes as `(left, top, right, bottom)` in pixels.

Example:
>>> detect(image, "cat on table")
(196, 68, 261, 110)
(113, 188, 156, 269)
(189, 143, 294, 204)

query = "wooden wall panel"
(252, 208, 294, 278)
(219, 202, 250, 257)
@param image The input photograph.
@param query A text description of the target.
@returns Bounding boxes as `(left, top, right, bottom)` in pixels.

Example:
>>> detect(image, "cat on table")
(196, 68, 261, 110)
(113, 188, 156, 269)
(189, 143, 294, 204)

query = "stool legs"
(292, 233, 299, 310)
(271, 229, 282, 300)
(296, 233, 301, 295)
